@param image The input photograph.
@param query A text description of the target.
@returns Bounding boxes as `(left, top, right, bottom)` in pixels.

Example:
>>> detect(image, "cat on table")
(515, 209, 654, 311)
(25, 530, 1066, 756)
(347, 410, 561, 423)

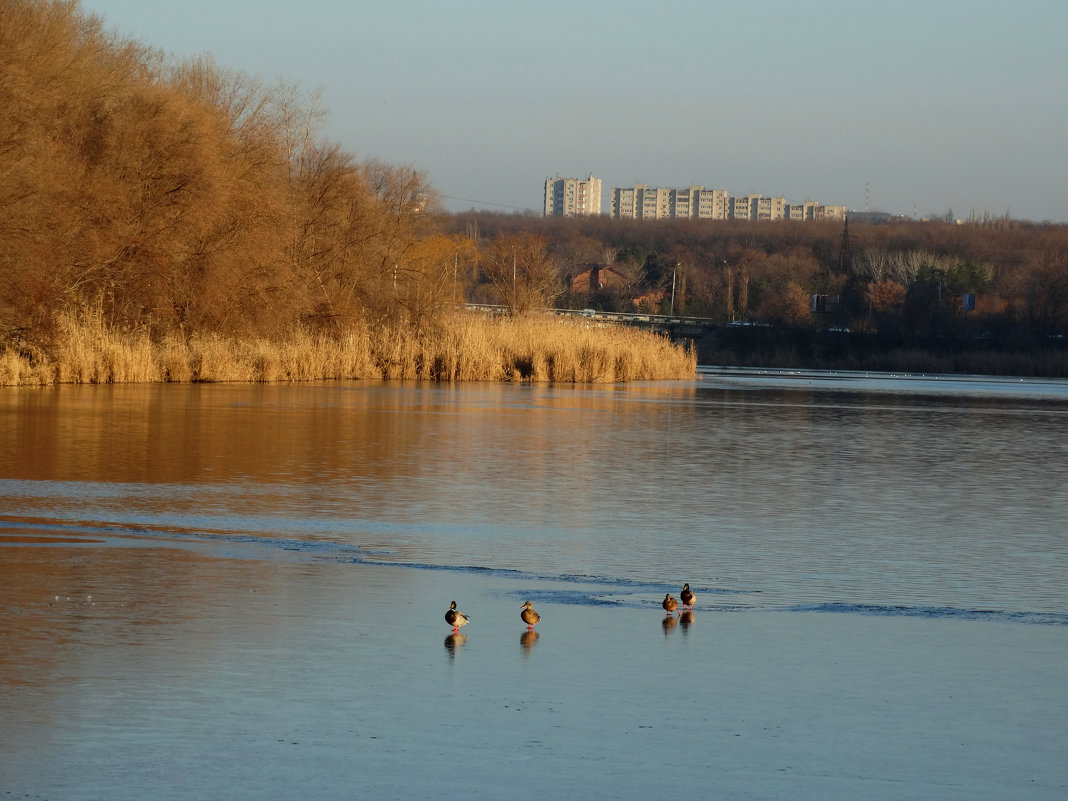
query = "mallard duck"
(662, 593, 680, 615)
(445, 601, 469, 632)
(520, 600, 541, 629)
(680, 583, 696, 611)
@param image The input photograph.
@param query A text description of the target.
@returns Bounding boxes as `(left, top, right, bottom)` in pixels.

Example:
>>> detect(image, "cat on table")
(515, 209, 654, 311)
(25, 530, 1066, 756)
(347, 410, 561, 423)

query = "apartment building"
(755, 195, 787, 220)
(544, 174, 603, 216)
(784, 202, 847, 220)
(787, 201, 818, 221)
(547, 175, 847, 221)
(611, 185, 640, 219)
(730, 194, 761, 220)
(611, 185, 731, 220)
(695, 188, 730, 219)
(606, 182, 846, 222)
(812, 204, 847, 221)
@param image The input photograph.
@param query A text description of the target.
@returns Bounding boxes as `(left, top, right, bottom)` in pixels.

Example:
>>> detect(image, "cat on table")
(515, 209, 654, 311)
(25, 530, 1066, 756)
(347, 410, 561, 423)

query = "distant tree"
(358, 158, 439, 314)
(1021, 252, 1068, 341)
(750, 248, 819, 324)
(867, 280, 907, 314)
(392, 234, 475, 328)
(481, 233, 560, 314)
(640, 252, 672, 289)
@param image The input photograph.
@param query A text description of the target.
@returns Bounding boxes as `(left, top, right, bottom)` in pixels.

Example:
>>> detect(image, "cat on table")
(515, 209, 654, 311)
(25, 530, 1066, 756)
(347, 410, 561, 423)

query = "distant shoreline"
(696, 327, 1068, 379)
(696, 365, 1068, 399)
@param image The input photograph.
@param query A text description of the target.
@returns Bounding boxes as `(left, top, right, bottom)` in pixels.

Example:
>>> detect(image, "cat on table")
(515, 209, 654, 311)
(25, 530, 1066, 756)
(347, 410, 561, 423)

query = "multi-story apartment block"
(729, 194, 760, 220)
(671, 187, 694, 218)
(784, 202, 847, 221)
(642, 186, 671, 219)
(544, 174, 602, 216)
(604, 182, 847, 222)
(611, 185, 640, 218)
(695, 188, 730, 219)
(755, 195, 787, 220)
(813, 204, 847, 220)
(553, 176, 846, 221)
(786, 201, 818, 221)
(611, 185, 732, 220)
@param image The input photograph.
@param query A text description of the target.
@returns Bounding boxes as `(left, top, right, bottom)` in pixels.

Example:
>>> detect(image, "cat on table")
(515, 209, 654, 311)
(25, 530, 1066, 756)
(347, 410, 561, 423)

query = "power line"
(440, 194, 531, 212)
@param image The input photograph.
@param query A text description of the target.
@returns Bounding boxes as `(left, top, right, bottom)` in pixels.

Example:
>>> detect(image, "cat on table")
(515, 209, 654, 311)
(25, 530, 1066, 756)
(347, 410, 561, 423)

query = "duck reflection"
(679, 610, 696, 631)
(520, 629, 540, 651)
(661, 614, 679, 634)
(444, 633, 467, 657)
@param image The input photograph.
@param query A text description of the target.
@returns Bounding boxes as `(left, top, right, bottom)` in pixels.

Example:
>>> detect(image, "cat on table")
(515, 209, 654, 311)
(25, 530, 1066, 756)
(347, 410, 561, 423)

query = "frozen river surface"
(2, 370, 1066, 800)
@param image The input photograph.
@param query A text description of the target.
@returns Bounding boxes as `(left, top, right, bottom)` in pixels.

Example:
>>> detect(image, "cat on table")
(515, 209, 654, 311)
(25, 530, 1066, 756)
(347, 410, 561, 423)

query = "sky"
(80, 0, 1068, 222)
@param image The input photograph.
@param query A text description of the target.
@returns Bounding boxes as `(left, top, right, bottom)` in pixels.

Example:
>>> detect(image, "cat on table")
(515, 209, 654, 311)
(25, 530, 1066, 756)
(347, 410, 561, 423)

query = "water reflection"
(443, 633, 467, 657)
(2, 376, 1067, 617)
(519, 629, 540, 651)
(661, 614, 678, 634)
(679, 611, 696, 632)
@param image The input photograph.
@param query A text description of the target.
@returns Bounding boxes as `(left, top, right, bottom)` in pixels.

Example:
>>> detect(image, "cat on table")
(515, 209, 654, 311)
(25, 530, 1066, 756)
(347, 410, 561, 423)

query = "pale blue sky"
(83, 0, 1068, 221)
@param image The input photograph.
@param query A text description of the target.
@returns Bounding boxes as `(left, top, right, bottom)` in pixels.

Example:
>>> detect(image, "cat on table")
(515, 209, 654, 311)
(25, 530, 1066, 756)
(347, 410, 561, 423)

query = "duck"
(445, 601, 469, 632)
(662, 593, 680, 616)
(680, 583, 696, 611)
(520, 600, 541, 629)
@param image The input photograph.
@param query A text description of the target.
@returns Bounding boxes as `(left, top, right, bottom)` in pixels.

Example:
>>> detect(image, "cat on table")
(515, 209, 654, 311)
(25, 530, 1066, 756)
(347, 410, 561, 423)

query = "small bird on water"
(680, 583, 696, 611)
(445, 601, 469, 632)
(520, 600, 541, 629)
(662, 593, 680, 616)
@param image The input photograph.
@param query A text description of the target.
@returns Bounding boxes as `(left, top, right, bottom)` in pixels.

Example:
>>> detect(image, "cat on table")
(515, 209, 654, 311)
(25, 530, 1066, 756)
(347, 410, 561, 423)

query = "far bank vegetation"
(5, 1, 1067, 383)
(446, 211, 1068, 377)
(0, 0, 695, 386)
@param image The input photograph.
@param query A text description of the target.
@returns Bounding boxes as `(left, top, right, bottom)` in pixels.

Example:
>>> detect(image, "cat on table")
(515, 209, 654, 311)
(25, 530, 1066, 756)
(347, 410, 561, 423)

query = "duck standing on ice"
(445, 601, 469, 632)
(520, 600, 541, 630)
(680, 584, 696, 611)
(662, 593, 680, 616)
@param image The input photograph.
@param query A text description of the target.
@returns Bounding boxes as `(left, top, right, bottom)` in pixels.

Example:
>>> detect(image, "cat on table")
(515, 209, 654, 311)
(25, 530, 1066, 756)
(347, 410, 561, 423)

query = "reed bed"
(0, 310, 696, 387)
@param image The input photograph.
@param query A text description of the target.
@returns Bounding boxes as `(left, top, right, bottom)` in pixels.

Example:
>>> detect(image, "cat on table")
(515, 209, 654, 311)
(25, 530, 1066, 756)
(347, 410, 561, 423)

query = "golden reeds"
(0, 310, 696, 387)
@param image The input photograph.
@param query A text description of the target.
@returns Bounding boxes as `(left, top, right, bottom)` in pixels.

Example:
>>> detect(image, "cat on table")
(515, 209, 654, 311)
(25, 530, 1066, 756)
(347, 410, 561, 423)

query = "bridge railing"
(464, 303, 717, 329)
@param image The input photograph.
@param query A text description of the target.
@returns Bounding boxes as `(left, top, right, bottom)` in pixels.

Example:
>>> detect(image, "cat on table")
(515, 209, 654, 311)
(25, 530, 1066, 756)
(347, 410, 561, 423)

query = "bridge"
(465, 304, 722, 339)
(556, 307, 721, 338)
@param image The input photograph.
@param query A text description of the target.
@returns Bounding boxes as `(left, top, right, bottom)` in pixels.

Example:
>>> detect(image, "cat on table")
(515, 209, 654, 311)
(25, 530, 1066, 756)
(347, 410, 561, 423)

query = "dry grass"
(0, 310, 696, 387)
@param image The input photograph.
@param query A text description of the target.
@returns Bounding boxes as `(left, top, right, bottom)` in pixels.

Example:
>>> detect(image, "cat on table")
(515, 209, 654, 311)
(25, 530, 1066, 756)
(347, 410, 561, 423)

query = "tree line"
(441, 211, 1068, 353)
(2, 1, 445, 346)
(2, 1, 583, 355)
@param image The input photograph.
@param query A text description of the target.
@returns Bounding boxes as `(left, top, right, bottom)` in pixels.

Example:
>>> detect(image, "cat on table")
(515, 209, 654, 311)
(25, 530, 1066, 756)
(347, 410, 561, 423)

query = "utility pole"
(723, 259, 734, 322)
(670, 262, 678, 315)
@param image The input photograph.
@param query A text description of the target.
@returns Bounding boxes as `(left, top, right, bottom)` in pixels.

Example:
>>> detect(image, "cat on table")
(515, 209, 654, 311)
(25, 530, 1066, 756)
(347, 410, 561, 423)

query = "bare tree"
(481, 233, 560, 314)
(392, 234, 475, 328)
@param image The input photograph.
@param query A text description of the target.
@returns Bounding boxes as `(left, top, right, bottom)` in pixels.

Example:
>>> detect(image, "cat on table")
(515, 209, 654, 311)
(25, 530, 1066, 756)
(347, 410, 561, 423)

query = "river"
(2, 369, 1066, 800)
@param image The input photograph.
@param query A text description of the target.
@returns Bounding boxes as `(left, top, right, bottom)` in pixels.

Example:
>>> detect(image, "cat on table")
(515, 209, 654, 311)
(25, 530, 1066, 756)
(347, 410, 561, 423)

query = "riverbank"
(700, 327, 1068, 378)
(0, 310, 696, 386)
